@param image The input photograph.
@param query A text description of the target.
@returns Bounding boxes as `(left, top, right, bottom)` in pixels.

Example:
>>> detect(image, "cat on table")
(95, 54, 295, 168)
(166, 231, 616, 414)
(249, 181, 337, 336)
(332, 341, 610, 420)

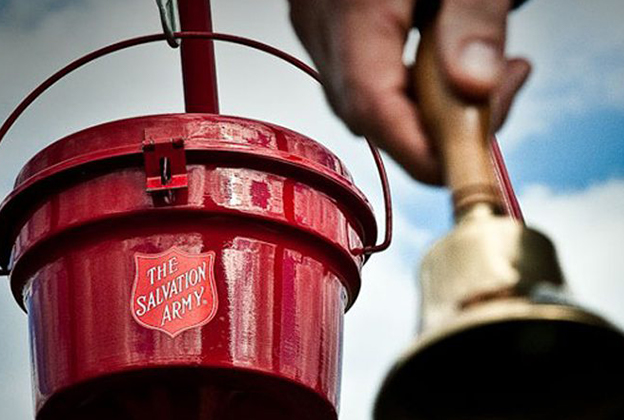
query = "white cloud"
(0, 287, 31, 420)
(341, 211, 429, 420)
(500, 0, 624, 148)
(0, 0, 182, 201)
(520, 178, 624, 329)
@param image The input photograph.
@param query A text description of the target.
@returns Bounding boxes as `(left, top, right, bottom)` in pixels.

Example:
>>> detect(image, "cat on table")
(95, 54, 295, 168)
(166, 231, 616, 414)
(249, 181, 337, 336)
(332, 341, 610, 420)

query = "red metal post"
(178, 0, 220, 113)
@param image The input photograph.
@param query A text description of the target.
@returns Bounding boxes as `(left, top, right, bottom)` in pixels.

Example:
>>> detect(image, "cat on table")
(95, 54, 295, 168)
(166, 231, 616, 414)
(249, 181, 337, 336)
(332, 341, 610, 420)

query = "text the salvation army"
(135, 256, 209, 326)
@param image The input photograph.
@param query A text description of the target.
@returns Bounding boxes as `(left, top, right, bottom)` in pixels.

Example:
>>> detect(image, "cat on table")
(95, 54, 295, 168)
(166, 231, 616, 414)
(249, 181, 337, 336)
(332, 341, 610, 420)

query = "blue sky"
(508, 108, 624, 191)
(0, 1, 623, 419)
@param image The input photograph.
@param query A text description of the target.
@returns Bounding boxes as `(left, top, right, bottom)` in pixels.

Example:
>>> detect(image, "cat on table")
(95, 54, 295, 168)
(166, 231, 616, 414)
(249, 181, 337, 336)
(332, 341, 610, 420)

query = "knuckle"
(334, 86, 385, 136)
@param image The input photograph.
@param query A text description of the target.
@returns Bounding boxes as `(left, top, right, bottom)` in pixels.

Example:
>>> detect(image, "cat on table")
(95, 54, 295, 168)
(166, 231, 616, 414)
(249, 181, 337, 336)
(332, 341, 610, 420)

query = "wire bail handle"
(0, 31, 394, 277)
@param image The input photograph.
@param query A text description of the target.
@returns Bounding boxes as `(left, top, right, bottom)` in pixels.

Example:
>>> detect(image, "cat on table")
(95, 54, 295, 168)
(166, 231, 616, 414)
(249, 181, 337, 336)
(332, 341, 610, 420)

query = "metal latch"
(156, 0, 180, 48)
(142, 127, 188, 192)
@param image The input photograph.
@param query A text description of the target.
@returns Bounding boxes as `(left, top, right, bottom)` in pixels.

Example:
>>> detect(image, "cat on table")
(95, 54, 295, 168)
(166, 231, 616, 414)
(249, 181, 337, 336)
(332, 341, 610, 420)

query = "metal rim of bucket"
(3, 113, 380, 311)
(0, 30, 396, 277)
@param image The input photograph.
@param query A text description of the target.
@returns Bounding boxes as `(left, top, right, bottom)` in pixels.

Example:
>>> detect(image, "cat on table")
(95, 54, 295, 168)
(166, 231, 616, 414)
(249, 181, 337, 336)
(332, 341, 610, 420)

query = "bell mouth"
(374, 301, 624, 420)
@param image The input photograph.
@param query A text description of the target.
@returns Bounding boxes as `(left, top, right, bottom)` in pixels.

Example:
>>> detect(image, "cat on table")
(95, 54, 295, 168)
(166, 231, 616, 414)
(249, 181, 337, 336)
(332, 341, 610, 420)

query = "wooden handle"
(414, 25, 502, 217)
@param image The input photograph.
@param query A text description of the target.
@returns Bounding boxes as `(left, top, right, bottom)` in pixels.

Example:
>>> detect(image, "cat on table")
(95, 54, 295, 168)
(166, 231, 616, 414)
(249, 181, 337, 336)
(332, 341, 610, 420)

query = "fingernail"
(459, 41, 501, 83)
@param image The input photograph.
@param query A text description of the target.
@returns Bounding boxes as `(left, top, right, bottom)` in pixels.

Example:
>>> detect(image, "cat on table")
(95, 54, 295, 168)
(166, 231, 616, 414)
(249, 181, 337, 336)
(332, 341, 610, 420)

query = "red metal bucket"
(0, 32, 392, 420)
(0, 113, 380, 419)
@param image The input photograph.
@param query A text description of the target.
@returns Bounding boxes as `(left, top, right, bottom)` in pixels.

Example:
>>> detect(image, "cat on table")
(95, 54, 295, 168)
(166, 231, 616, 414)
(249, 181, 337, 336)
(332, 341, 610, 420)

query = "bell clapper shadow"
(373, 17, 624, 420)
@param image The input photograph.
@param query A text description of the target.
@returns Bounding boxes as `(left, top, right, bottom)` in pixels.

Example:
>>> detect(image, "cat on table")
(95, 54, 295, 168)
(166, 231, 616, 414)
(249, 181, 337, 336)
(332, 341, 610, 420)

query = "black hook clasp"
(156, 0, 180, 48)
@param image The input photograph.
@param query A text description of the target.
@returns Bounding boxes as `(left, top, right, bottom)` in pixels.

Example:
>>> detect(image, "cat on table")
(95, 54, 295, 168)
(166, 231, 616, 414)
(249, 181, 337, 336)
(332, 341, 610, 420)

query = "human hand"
(288, 0, 531, 185)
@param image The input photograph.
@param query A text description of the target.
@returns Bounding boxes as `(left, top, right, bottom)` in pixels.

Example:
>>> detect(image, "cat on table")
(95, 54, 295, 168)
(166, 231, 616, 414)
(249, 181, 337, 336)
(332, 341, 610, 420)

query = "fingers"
(433, 0, 531, 135)
(436, 0, 514, 99)
(358, 88, 443, 185)
(328, 1, 443, 184)
(288, 0, 528, 185)
(290, 0, 442, 184)
(491, 57, 532, 130)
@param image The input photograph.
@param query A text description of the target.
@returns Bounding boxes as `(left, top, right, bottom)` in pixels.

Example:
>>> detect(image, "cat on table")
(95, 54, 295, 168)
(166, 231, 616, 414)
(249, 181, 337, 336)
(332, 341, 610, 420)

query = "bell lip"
(412, 299, 618, 356)
(373, 299, 624, 420)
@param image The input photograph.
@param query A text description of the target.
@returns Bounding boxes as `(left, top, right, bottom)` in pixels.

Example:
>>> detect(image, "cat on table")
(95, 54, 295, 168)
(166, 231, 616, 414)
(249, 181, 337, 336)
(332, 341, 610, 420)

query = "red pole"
(178, 0, 219, 113)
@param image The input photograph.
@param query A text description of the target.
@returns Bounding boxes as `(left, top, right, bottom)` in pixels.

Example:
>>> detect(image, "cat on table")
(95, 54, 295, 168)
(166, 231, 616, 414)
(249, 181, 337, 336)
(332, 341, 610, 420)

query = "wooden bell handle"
(414, 24, 503, 216)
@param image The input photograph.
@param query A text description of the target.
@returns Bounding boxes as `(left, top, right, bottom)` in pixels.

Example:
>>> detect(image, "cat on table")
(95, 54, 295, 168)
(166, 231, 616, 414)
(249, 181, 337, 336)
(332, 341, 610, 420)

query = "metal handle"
(0, 31, 393, 262)
(414, 23, 501, 219)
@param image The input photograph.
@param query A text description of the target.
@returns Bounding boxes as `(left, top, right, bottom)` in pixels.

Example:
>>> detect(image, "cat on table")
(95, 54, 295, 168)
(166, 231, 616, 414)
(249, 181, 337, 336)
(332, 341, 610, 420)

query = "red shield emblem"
(131, 247, 218, 337)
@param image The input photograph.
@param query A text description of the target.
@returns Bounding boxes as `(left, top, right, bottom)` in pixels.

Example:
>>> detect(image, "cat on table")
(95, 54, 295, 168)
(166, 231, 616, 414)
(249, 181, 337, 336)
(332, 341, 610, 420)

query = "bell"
(374, 203, 624, 420)
(374, 14, 624, 420)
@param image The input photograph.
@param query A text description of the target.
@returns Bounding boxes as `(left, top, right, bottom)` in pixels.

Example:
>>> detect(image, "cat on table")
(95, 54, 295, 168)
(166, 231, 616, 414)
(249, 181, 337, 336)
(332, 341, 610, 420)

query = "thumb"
(491, 57, 532, 131)
(435, 0, 513, 100)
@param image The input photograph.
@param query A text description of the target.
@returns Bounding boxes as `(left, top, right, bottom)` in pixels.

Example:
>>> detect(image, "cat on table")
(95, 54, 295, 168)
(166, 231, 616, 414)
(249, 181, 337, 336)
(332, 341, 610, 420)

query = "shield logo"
(131, 247, 218, 337)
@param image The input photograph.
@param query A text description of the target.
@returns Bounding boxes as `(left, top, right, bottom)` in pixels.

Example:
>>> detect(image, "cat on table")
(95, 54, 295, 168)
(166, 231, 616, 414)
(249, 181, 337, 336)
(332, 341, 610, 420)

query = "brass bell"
(374, 203, 624, 420)
(374, 15, 624, 420)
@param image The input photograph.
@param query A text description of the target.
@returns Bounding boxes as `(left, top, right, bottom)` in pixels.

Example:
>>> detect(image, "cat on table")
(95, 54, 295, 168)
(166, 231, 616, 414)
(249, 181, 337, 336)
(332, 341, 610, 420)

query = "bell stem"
(413, 23, 503, 220)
